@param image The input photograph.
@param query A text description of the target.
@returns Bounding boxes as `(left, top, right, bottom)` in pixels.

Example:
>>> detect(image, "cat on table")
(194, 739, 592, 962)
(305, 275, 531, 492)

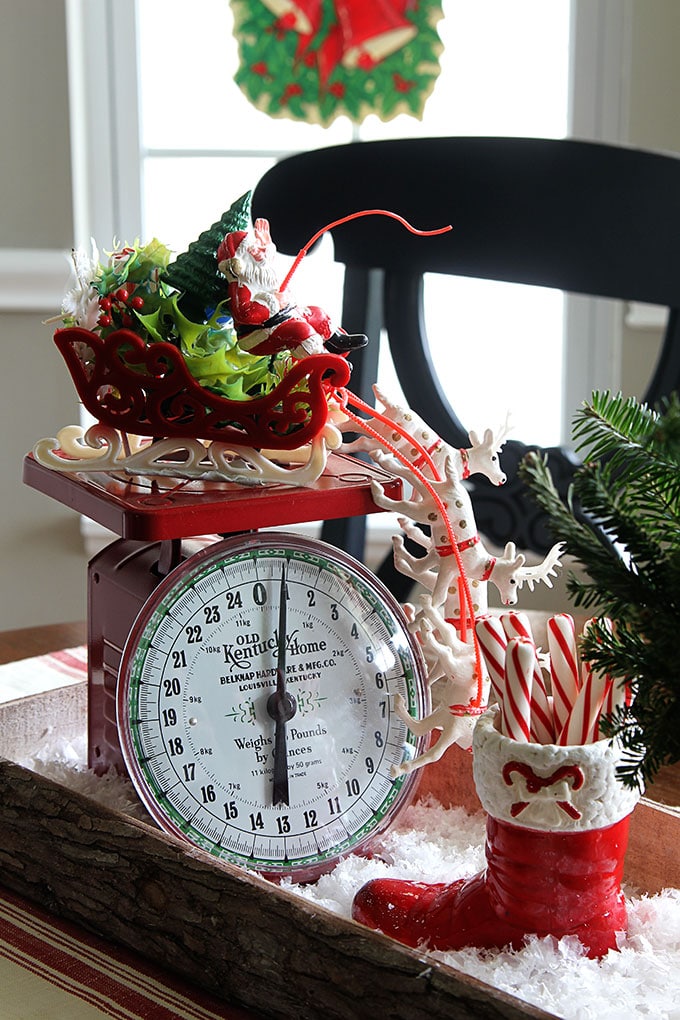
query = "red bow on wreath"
(231, 0, 444, 125)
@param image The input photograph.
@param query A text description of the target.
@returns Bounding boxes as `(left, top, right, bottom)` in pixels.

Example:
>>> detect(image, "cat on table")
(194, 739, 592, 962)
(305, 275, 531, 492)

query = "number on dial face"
(119, 534, 427, 879)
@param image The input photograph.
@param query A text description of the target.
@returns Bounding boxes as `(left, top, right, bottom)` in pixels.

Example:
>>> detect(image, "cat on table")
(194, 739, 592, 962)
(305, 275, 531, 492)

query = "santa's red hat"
(217, 230, 248, 265)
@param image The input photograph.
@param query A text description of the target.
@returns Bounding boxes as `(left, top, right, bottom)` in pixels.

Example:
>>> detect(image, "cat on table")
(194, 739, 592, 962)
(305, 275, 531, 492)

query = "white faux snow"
(18, 733, 150, 820)
(18, 734, 680, 1020)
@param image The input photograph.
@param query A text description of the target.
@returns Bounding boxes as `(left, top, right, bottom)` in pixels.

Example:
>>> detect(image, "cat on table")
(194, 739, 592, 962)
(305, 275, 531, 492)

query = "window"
(68, 0, 626, 449)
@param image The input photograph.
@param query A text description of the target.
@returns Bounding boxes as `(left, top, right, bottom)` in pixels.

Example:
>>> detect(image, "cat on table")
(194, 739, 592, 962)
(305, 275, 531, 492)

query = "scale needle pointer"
(268, 563, 296, 807)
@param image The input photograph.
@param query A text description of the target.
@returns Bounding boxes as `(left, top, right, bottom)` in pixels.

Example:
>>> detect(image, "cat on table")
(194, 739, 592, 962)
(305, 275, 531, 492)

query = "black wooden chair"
(252, 137, 680, 584)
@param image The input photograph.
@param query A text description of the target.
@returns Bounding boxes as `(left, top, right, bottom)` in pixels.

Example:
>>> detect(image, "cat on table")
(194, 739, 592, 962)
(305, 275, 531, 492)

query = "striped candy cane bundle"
(557, 662, 613, 745)
(475, 612, 627, 747)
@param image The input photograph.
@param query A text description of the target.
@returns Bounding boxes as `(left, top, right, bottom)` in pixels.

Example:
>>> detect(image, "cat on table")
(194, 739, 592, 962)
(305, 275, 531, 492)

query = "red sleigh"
(54, 326, 350, 450)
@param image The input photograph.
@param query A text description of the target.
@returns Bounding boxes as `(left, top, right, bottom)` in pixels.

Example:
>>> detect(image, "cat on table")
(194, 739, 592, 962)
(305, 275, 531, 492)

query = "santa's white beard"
(237, 254, 280, 294)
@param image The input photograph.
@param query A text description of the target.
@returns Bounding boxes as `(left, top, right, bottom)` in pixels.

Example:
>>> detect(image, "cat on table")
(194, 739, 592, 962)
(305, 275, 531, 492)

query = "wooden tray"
(1, 681, 678, 1020)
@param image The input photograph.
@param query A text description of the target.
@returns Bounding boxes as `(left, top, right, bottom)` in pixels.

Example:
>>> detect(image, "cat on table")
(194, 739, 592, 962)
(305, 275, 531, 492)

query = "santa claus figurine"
(217, 218, 367, 360)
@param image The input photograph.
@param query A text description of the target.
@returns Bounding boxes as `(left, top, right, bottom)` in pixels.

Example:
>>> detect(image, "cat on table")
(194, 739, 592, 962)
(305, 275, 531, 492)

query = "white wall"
(0, 1, 86, 630)
(620, 1, 680, 396)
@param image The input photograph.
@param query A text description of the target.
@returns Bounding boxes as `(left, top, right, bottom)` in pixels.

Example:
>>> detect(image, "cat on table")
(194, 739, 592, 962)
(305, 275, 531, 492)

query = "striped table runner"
(0, 645, 88, 704)
(0, 884, 257, 1020)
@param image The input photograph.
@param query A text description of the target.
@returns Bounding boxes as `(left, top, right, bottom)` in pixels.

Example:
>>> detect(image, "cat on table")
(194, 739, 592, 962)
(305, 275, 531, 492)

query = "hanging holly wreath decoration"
(230, 0, 444, 125)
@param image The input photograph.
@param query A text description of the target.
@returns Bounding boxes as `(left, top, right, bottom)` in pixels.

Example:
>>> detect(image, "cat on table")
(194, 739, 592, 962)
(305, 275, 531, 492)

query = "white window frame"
(65, 0, 634, 446)
(565, 0, 634, 437)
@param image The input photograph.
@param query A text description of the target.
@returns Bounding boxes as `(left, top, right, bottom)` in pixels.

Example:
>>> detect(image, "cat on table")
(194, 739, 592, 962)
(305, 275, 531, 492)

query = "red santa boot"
(352, 706, 641, 959)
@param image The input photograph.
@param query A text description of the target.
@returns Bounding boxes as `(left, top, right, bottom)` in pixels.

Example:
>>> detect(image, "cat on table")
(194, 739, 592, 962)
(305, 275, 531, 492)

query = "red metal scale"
(24, 453, 401, 775)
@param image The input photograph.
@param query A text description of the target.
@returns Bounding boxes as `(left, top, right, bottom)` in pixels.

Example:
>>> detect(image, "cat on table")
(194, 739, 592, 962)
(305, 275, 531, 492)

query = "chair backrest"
(252, 137, 680, 554)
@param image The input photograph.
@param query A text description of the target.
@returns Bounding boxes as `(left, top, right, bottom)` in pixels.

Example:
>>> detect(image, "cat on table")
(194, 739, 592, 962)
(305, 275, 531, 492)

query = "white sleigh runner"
(33, 421, 344, 487)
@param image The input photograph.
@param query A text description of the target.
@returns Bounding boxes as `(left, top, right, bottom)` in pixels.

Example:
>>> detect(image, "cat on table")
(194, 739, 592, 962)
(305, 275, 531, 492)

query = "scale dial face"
(118, 532, 428, 880)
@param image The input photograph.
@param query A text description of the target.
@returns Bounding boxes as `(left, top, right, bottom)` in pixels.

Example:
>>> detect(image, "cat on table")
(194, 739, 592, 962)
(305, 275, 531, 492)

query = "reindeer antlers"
(468, 411, 512, 452)
(515, 542, 565, 592)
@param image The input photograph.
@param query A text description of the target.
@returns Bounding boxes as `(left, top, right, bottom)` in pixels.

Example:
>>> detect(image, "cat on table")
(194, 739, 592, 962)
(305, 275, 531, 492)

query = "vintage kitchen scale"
(22, 200, 456, 880)
(24, 395, 430, 882)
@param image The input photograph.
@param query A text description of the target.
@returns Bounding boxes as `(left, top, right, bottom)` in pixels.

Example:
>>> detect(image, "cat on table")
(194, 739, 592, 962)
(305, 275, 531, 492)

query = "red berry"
(98, 313, 112, 327)
(99, 296, 112, 311)
(130, 295, 145, 310)
(357, 52, 375, 70)
(115, 287, 129, 303)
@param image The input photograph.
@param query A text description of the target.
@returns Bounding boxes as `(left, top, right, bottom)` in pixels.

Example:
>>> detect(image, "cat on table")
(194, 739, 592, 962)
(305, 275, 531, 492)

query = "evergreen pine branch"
(573, 391, 680, 524)
(571, 465, 663, 568)
(572, 389, 660, 453)
(520, 394, 680, 788)
(519, 452, 622, 576)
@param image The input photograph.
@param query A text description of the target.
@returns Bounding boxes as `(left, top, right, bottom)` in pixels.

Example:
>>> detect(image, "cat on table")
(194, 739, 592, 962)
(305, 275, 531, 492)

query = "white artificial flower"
(62, 240, 100, 329)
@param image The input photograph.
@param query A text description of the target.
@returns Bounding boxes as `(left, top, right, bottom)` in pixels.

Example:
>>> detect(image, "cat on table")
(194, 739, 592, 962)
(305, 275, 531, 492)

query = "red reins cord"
(336, 387, 485, 712)
(280, 209, 451, 293)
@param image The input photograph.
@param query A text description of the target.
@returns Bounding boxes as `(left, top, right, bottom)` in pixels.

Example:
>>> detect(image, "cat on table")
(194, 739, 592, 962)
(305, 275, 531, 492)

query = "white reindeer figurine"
(341, 384, 509, 486)
(393, 597, 490, 775)
(370, 449, 562, 614)
(394, 517, 564, 617)
(371, 451, 520, 605)
(361, 397, 562, 780)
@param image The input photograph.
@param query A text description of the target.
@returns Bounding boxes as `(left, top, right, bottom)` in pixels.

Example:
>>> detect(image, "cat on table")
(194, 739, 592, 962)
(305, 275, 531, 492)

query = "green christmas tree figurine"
(162, 191, 252, 321)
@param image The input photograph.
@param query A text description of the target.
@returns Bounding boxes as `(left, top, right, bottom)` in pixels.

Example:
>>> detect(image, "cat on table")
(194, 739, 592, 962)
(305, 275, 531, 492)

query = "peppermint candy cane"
(500, 612, 554, 743)
(547, 613, 581, 735)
